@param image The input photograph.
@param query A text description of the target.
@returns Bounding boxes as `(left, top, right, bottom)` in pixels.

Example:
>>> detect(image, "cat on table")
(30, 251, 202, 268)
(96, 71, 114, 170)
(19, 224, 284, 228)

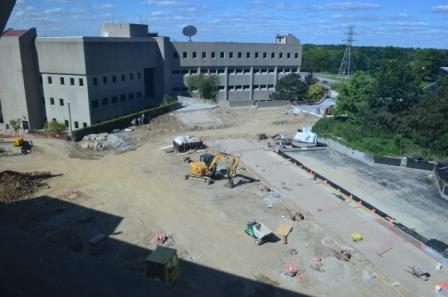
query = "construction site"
(1, 101, 447, 297)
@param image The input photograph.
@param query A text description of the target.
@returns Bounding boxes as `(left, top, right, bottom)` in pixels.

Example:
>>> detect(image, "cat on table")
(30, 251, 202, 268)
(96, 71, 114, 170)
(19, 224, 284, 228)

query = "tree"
(186, 74, 219, 101)
(305, 72, 318, 86)
(44, 121, 66, 134)
(9, 119, 21, 132)
(370, 59, 421, 112)
(333, 72, 376, 120)
(270, 73, 308, 101)
(161, 95, 177, 105)
(307, 84, 327, 102)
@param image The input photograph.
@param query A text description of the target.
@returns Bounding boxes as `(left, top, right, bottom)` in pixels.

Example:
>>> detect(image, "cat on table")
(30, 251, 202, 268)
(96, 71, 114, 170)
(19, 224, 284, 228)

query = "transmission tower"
(338, 25, 356, 76)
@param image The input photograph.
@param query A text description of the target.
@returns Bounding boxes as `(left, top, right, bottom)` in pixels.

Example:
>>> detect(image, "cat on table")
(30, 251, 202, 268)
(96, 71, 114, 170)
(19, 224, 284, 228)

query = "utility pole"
(67, 101, 73, 139)
(338, 25, 356, 77)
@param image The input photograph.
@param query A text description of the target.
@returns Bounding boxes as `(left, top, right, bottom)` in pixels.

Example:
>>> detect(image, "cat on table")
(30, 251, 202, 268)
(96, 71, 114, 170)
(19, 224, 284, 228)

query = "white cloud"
(44, 8, 63, 14)
(431, 5, 448, 13)
(97, 3, 117, 9)
(142, 0, 181, 7)
(314, 2, 382, 10)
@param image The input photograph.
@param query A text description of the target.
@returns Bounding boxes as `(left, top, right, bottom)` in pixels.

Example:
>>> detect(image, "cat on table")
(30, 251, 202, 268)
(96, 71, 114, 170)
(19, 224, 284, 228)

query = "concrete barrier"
(228, 100, 254, 107)
(255, 100, 289, 108)
(318, 137, 374, 166)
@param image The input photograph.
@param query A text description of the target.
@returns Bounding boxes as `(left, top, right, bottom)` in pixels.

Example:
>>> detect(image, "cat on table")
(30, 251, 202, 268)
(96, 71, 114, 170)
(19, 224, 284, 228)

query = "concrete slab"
(285, 149, 448, 245)
(220, 138, 448, 297)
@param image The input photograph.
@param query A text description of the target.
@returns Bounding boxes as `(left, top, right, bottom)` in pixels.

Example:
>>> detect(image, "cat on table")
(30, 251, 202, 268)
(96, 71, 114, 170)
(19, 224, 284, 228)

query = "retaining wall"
(255, 100, 289, 108)
(318, 137, 374, 165)
(228, 100, 253, 107)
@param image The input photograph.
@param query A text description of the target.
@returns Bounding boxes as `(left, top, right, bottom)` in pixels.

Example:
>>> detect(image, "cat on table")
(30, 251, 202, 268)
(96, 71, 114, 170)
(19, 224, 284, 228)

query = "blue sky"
(6, 0, 448, 48)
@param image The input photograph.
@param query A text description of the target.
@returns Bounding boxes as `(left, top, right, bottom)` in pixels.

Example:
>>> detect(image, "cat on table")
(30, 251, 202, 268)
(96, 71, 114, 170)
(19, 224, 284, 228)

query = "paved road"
(286, 150, 448, 245)
(221, 139, 448, 297)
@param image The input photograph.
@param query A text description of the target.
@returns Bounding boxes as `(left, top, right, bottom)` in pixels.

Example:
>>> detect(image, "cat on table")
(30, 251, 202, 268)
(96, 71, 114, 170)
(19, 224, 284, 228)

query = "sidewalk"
(220, 138, 448, 297)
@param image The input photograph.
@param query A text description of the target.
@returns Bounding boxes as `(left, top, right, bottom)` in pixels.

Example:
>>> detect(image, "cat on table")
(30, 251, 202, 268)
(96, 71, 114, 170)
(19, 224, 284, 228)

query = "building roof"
(2, 29, 27, 37)
(146, 246, 177, 265)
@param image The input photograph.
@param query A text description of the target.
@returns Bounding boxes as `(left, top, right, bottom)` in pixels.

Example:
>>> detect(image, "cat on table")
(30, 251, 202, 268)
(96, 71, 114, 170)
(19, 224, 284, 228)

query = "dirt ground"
(0, 105, 400, 296)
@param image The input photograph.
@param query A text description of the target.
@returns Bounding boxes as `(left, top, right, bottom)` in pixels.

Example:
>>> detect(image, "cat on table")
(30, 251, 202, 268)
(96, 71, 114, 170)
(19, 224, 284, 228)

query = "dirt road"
(0, 106, 403, 296)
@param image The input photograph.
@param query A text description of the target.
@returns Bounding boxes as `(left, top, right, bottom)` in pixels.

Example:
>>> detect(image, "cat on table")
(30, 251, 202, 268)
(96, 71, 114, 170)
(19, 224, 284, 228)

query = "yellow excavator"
(0, 137, 33, 154)
(185, 152, 240, 187)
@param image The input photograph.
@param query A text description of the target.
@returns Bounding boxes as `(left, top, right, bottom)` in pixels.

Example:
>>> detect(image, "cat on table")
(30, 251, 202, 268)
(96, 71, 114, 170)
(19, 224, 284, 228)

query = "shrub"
(44, 121, 67, 134)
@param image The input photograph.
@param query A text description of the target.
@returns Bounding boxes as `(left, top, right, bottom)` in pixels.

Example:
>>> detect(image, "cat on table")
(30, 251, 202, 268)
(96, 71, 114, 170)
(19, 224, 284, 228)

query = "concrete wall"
(0, 28, 44, 131)
(318, 137, 374, 165)
(101, 23, 149, 38)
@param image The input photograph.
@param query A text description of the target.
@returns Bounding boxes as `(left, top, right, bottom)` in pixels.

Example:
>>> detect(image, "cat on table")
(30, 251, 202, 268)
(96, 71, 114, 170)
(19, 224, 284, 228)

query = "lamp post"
(67, 101, 73, 139)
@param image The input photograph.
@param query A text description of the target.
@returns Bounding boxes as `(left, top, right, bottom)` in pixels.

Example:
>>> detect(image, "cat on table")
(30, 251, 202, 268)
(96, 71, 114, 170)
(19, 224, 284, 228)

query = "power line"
(338, 25, 356, 77)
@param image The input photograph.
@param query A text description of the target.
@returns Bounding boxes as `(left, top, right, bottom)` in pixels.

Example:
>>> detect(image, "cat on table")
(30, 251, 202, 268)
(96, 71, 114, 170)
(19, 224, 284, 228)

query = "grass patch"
(313, 117, 433, 158)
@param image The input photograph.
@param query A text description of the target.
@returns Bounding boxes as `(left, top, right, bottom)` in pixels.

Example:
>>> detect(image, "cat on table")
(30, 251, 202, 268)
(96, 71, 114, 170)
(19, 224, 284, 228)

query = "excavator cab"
(145, 246, 180, 284)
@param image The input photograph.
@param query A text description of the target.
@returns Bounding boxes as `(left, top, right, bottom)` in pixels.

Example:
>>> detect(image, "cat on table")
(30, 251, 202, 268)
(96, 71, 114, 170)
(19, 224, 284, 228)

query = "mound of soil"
(0, 171, 51, 203)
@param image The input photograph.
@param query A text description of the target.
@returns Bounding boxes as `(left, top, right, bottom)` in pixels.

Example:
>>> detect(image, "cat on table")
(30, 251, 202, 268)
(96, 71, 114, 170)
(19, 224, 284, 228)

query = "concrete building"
(0, 23, 302, 131)
(0, 28, 45, 131)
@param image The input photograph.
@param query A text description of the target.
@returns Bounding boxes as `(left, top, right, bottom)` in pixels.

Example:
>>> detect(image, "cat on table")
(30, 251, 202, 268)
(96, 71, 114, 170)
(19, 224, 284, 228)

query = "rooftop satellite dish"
(182, 25, 197, 42)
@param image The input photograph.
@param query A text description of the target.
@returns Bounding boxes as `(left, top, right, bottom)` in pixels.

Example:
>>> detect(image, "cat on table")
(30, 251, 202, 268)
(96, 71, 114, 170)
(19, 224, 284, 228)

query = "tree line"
(302, 44, 448, 82)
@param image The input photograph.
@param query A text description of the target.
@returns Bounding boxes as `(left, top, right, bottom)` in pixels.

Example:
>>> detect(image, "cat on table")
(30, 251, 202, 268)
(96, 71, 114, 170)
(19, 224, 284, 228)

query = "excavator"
(185, 152, 240, 187)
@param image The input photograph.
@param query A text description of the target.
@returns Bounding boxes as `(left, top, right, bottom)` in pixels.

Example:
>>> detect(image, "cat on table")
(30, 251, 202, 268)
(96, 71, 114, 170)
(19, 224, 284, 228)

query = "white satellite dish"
(182, 25, 197, 42)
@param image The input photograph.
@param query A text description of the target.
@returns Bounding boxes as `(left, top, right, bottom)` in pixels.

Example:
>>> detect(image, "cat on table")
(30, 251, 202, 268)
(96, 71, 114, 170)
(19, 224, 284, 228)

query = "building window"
(217, 68, 225, 74)
(50, 97, 55, 105)
(220, 52, 225, 59)
(173, 52, 179, 58)
(202, 52, 206, 58)
(192, 52, 197, 58)
(59, 98, 64, 106)
(64, 120, 69, 126)
(295, 53, 299, 59)
(93, 77, 98, 86)
(246, 52, 250, 58)
(229, 52, 234, 59)
(91, 100, 99, 108)
(183, 52, 187, 59)
(103, 76, 107, 84)
(238, 52, 242, 58)
(112, 75, 117, 83)
(271, 52, 275, 59)
(236, 69, 243, 74)
(279, 52, 283, 59)
(263, 52, 267, 59)
(121, 74, 126, 82)
(52, 118, 56, 122)
(255, 52, 259, 59)
(211, 52, 216, 58)
(111, 96, 118, 103)
(60, 77, 65, 85)
(48, 76, 52, 84)
(70, 78, 75, 85)
(102, 97, 109, 105)
(120, 94, 126, 102)
(130, 73, 134, 80)
(129, 93, 134, 100)
(83, 122, 87, 128)
(137, 72, 141, 79)
(79, 78, 84, 86)
(74, 121, 79, 129)
(137, 91, 142, 98)
(287, 53, 291, 59)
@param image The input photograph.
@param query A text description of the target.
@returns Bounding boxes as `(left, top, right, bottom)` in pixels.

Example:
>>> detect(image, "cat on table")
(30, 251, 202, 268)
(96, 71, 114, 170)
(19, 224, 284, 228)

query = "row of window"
(173, 85, 275, 92)
(176, 51, 299, 60)
(48, 97, 65, 106)
(92, 72, 142, 86)
(91, 91, 143, 108)
(51, 118, 88, 129)
(172, 67, 299, 75)
(46, 76, 84, 86)
(45, 72, 142, 87)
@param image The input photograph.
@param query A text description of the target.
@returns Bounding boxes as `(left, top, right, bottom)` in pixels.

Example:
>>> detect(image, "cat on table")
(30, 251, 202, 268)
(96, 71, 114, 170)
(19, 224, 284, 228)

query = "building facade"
(0, 28, 45, 131)
(0, 23, 302, 132)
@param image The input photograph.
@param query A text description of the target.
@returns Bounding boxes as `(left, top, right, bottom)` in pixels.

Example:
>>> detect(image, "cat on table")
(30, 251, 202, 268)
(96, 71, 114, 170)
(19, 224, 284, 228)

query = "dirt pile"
(0, 171, 50, 203)
(80, 133, 135, 152)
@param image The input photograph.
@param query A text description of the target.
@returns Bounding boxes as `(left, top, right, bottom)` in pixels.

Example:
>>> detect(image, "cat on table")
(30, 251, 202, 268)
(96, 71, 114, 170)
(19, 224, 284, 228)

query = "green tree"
(304, 72, 318, 86)
(307, 84, 327, 102)
(161, 95, 177, 105)
(270, 73, 308, 101)
(44, 121, 66, 134)
(9, 119, 21, 132)
(370, 59, 421, 112)
(333, 72, 376, 120)
(186, 74, 219, 100)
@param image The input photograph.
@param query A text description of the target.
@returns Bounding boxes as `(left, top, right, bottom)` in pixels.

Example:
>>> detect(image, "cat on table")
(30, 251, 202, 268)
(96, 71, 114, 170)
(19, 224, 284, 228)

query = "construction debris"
(336, 249, 352, 262)
(80, 133, 135, 151)
(293, 127, 317, 145)
(285, 264, 299, 277)
(62, 187, 81, 199)
(287, 209, 305, 222)
(173, 136, 205, 153)
(275, 224, 293, 244)
(0, 170, 51, 203)
(256, 133, 268, 140)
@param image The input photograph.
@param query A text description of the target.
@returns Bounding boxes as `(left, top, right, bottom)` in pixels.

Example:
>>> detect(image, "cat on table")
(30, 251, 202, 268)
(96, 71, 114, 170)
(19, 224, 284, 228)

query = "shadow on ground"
(0, 196, 312, 297)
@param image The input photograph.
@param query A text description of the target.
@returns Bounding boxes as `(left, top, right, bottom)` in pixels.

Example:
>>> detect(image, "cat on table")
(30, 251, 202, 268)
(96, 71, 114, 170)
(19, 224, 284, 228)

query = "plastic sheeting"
(293, 128, 317, 144)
